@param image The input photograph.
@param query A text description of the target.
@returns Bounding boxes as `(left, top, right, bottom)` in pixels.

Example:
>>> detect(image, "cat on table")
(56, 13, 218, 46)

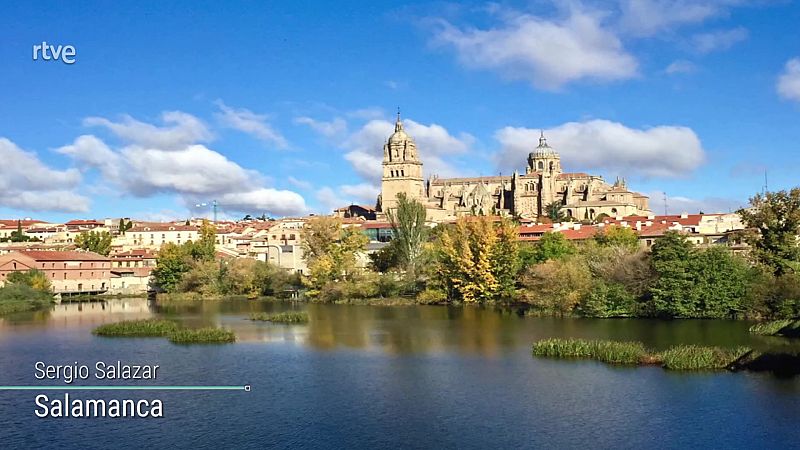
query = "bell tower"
(379, 110, 425, 212)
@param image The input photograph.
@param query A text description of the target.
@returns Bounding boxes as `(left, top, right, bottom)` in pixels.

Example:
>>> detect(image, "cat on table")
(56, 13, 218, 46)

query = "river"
(1, 298, 799, 448)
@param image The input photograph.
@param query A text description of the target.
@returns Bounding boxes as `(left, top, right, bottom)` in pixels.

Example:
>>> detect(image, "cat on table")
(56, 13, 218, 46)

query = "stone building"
(0, 250, 111, 295)
(376, 115, 651, 221)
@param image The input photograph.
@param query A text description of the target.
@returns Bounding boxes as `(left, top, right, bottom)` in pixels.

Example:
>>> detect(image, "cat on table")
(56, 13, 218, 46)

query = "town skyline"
(2, 1, 800, 222)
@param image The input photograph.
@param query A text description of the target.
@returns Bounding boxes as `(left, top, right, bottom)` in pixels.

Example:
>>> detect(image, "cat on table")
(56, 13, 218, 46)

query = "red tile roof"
(11, 250, 110, 261)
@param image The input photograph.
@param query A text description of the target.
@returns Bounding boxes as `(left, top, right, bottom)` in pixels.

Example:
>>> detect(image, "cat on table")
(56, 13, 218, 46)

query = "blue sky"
(1, 0, 800, 222)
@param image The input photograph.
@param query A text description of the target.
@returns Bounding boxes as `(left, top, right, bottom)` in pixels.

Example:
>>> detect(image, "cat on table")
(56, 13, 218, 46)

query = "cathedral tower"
(379, 111, 425, 212)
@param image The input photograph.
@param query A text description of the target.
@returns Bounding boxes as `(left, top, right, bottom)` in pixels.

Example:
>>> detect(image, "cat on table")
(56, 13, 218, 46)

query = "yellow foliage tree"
(437, 217, 511, 303)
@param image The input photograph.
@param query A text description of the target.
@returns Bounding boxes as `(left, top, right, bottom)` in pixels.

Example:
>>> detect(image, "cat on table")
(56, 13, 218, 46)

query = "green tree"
(647, 231, 751, 318)
(544, 201, 567, 222)
(152, 243, 192, 292)
(647, 231, 695, 317)
(118, 219, 133, 235)
(738, 188, 800, 275)
(593, 225, 639, 251)
(369, 239, 401, 273)
(532, 231, 575, 263)
(387, 193, 428, 276)
(75, 231, 113, 256)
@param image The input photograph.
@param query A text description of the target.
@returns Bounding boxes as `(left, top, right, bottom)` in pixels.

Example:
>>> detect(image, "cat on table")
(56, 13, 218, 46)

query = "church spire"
(538, 130, 548, 148)
(395, 107, 403, 132)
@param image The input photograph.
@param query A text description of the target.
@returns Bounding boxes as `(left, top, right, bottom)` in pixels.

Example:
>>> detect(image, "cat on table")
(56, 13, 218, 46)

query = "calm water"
(1, 299, 800, 449)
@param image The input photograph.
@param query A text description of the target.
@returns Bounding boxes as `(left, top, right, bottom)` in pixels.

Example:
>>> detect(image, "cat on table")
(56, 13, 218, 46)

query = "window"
(538, 161, 544, 170)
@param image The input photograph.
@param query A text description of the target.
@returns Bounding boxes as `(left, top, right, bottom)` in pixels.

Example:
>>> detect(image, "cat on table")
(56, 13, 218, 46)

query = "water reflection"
(3, 298, 800, 357)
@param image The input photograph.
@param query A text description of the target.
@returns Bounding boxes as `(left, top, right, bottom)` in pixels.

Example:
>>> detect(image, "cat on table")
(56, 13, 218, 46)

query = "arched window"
(549, 161, 554, 171)
(611, 208, 618, 215)
(537, 161, 544, 170)
(589, 209, 596, 219)
(567, 209, 573, 218)
(401, 170, 405, 177)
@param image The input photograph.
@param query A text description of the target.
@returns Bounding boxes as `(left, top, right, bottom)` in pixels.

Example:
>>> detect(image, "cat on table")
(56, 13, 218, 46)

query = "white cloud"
(495, 120, 706, 178)
(315, 187, 347, 214)
(340, 183, 380, 203)
(665, 60, 697, 75)
(294, 116, 347, 138)
(58, 112, 307, 217)
(287, 176, 313, 190)
(617, 0, 738, 37)
(430, 7, 638, 90)
(84, 111, 212, 150)
(215, 101, 288, 148)
(691, 27, 748, 54)
(212, 189, 307, 217)
(342, 118, 474, 183)
(777, 58, 800, 102)
(0, 138, 89, 213)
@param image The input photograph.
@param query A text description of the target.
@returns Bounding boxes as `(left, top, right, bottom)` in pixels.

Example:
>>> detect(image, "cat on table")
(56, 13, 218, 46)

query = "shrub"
(519, 256, 592, 315)
(249, 311, 309, 323)
(416, 288, 447, 305)
(0, 283, 54, 315)
(579, 281, 637, 318)
(92, 319, 180, 337)
(168, 327, 236, 344)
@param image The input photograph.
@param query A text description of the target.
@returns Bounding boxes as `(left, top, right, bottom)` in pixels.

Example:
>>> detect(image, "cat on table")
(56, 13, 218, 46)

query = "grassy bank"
(168, 327, 236, 344)
(0, 284, 55, 316)
(92, 319, 180, 337)
(749, 320, 800, 338)
(249, 311, 309, 323)
(532, 338, 754, 371)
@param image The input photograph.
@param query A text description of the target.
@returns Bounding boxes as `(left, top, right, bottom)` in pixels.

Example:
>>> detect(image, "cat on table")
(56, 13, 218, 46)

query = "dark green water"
(1, 299, 799, 449)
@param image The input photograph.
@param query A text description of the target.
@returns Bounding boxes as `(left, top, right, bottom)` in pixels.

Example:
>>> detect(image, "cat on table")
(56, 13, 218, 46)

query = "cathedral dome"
(531, 131, 556, 158)
(388, 113, 414, 145)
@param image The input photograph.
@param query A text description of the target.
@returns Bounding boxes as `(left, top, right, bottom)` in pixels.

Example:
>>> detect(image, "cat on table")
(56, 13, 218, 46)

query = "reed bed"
(92, 319, 180, 337)
(249, 311, 309, 323)
(168, 327, 236, 344)
(749, 320, 800, 337)
(531, 338, 648, 365)
(532, 338, 753, 371)
(658, 345, 750, 370)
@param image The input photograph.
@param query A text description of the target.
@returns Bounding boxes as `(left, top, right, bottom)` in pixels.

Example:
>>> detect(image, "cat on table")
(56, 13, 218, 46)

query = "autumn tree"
(436, 217, 517, 303)
(6, 268, 52, 292)
(301, 216, 368, 290)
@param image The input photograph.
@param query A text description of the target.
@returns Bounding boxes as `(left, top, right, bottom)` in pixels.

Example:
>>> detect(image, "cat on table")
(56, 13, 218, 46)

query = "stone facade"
(377, 115, 651, 221)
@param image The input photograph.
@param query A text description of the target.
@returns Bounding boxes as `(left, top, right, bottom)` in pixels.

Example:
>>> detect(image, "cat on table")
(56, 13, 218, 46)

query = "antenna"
(663, 192, 669, 216)
(764, 170, 769, 195)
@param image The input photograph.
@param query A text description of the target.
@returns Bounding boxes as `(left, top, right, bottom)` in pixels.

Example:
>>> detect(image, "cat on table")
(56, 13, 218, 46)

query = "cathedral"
(376, 114, 651, 222)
